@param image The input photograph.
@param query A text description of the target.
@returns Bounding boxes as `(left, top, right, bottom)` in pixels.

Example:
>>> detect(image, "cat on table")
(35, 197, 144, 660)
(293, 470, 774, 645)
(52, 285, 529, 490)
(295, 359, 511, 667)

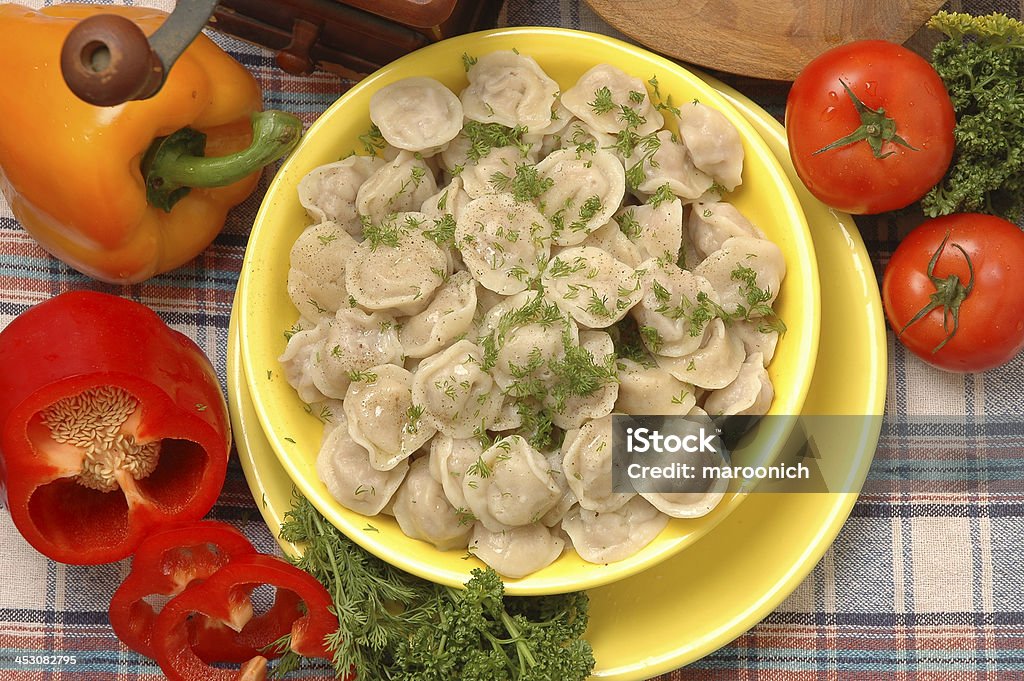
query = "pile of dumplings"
(278, 50, 786, 579)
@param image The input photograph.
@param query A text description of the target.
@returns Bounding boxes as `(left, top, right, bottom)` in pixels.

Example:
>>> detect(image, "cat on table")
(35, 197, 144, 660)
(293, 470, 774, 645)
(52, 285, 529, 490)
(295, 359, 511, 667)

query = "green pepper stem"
(143, 110, 303, 212)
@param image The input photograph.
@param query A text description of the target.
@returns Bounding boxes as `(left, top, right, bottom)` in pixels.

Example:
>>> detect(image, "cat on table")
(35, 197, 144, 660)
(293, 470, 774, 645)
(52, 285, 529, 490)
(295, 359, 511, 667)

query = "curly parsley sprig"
(923, 11, 1024, 220)
(275, 494, 595, 681)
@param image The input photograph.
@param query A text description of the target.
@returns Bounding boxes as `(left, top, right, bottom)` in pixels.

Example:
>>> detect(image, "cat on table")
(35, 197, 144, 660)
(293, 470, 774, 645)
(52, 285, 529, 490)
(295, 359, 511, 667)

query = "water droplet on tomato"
(865, 81, 877, 91)
(827, 90, 839, 102)
(821, 106, 837, 121)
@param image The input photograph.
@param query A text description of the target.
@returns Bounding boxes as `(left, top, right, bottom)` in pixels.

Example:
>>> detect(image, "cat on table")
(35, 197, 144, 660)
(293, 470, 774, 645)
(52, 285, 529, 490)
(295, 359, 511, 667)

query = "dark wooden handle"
(60, 13, 164, 107)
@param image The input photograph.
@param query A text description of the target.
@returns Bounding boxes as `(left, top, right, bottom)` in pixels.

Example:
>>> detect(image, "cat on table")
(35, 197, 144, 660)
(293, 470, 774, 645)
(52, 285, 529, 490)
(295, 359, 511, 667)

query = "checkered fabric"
(1, 1, 1022, 679)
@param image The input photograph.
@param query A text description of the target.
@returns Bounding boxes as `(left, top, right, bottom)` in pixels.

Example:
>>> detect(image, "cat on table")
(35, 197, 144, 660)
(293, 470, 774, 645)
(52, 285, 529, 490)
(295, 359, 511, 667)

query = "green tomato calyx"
(897, 231, 975, 353)
(813, 79, 919, 159)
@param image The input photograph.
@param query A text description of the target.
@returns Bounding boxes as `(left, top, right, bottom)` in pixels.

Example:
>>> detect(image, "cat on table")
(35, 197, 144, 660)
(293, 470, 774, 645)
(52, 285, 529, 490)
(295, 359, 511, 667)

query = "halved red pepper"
(151, 553, 339, 681)
(0, 291, 231, 564)
(107, 519, 304, 663)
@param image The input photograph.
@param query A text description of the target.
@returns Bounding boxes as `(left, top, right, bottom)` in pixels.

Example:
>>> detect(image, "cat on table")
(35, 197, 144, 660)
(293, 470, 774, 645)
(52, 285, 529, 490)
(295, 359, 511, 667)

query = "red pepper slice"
(0, 291, 231, 564)
(108, 519, 284, 662)
(151, 553, 338, 681)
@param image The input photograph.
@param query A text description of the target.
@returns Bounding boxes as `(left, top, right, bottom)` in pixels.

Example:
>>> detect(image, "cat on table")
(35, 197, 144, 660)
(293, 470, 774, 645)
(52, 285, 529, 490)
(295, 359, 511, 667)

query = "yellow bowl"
(238, 27, 820, 595)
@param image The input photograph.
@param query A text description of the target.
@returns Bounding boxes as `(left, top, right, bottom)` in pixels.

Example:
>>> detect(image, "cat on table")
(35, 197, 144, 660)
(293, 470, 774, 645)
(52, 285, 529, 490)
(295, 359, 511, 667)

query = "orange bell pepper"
(0, 4, 302, 284)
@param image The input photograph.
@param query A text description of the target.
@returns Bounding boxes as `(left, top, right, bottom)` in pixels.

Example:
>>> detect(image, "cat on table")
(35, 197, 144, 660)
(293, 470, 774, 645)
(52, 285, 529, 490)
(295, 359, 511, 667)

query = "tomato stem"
(897, 231, 975, 353)
(812, 79, 919, 159)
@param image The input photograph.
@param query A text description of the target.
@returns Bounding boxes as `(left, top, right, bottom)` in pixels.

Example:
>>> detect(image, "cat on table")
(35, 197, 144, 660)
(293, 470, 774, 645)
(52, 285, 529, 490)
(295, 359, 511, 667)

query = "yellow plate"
(236, 27, 821, 595)
(228, 70, 884, 679)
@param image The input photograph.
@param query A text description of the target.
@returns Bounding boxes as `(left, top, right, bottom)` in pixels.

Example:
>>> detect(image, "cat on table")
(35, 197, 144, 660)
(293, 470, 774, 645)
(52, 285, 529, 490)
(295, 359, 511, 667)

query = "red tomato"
(786, 40, 955, 214)
(882, 214, 1024, 373)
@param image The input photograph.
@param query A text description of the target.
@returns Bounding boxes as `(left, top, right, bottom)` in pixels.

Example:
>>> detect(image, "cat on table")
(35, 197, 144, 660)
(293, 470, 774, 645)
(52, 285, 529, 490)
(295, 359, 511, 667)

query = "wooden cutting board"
(583, 0, 946, 81)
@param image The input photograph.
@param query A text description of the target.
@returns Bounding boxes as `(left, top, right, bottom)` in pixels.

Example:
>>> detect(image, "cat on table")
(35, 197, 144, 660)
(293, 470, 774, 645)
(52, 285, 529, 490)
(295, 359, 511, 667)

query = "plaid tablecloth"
(1, 1, 1022, 679)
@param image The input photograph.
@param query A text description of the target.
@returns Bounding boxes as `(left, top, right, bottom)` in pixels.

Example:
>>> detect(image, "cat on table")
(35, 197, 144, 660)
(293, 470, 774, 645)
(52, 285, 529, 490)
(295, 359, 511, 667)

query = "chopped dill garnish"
(358, 123, 387, 156)
(639, 325, 664, 353)
(730, 263, 787, 333)
(614, 209, 643, 239)
(466, 455, 493, 478)
(648, 75, 682, 116)
(490, 163, 554, 202)
(346, 368, 378, 383)
(547, 340, 619, 412)
(362, 214, 404, 250)
(403, 404, 425, 434)
(546, 255, 588, 279)
(611, 316, 656, 366)
(569, 126, 598, 157)
(584, 289, 614, 319)
(589, 86, 615, 115)
(568, 195, 603, 232)
(422, 213, 457, 246)
(624, 132, 663, 190)
(462, 121, 530, 162)
(647, 183, 676, 207)
(462, 52, 478, 71)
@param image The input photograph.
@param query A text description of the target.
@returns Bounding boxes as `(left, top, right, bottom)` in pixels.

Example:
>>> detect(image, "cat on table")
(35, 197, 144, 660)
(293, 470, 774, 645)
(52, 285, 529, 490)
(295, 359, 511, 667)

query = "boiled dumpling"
(562, 496, 668, 564)
(346, 218, 450, 316)
(428, 435, 484, 511)
(399, 271, 477, 359)
(535, 149, 625, 246)
(703, 351, 774, 417)
(392, 457, 472, 551)
(317, 414, 408, 516)
(655, 317, 745, 389)
(462, 435, 561, 531)
(370, 76, 463, 153)
(469, 523, 564, 579)
(411, 340, 503, 438)
(343, 364, 436, 471)
(561, 414, 634, 513)
(455, 193, 552, 295)
(693, 236, 785, 318)
(356, 151, 438, 224)
(541, 246, 642, 329)
(687, 202, 765, 261)
(631, 258, 721, 357)
(461, 50, 559, 131)
(614, 358, 697, 415)
(298, 155, 385, 234)
(286, 221, 358, 321)
(676, 101, 744, 191)
(560, 64, 663, 136)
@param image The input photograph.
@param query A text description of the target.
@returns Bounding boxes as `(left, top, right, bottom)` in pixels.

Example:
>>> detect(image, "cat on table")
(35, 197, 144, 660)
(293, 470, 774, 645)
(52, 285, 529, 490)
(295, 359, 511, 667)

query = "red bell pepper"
(108, 520, 295, 663)
(0, 291, 231, 564)
(150, 553, 338, 681)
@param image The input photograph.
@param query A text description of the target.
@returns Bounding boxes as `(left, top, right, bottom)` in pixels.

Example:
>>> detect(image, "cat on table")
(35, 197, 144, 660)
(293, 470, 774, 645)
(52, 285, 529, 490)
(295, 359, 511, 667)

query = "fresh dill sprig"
(588, 86, 615, 115)
(647, 75, 682, 116)
(614, 209, 643, 240)
(462, 121, 530, 162)
(421, 214, 457, 246)
(358, 124, 387, 156)
(569, 195, 603, 232)
(730, 263, 787, 333)
(346, 368, 379, 383)
(490, 163, 554, 202)
(362, 214, 404, 250)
